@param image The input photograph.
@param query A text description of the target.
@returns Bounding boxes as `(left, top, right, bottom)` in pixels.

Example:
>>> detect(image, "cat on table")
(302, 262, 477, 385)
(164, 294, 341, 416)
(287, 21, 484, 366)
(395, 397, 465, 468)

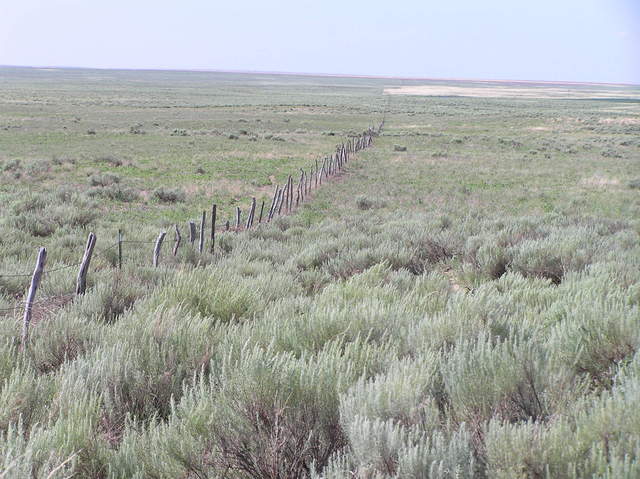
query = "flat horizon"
(2, 64, 639, 88)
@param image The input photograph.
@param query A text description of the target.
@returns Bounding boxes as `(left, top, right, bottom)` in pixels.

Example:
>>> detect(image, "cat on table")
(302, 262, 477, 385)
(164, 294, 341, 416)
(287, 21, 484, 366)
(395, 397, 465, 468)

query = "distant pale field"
(384, 83, 640, 99)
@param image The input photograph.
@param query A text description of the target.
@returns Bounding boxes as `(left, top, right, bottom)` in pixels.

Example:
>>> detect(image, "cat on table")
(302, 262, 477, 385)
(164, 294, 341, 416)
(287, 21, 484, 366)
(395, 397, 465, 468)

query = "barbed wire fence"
(1, 120, 385, 348)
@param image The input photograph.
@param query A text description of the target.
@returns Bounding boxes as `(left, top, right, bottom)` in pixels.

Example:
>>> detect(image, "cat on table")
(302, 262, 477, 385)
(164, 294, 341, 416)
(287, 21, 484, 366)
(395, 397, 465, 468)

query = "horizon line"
(1, 63, 639, 87)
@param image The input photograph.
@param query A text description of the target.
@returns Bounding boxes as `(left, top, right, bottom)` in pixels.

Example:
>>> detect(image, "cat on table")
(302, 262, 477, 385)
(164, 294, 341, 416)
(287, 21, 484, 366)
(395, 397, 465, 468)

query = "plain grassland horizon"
(2, 65, 639, 88)
(0, 0, 638, 84)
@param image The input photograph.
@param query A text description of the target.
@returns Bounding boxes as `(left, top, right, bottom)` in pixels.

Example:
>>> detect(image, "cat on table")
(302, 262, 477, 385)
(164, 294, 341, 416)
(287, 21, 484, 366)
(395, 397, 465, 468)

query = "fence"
(1, 120, 385, 347)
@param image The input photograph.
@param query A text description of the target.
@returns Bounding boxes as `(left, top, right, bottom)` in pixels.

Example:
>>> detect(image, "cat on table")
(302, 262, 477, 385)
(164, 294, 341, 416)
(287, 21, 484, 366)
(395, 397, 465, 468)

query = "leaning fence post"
(173, 224, 181, 256)
(75, 232, 96, 295)
(153, 232, 166, 267)
(21, 247, 46, 348)
(117, 229, 123, 270)
(198, 210, 206, 253)
(247, 197, 256, 229)
(267, 185, 278, 221)
(258, 200, 265, 223)
(210, 204, 217, 254)
(276, 188, 285, 215)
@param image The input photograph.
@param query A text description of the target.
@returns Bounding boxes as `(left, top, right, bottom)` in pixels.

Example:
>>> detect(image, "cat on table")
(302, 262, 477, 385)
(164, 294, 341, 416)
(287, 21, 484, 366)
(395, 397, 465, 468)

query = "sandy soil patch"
(384, 85, 640, 100)
(580, 175, 620, 187)
(599, 117, 640, 125)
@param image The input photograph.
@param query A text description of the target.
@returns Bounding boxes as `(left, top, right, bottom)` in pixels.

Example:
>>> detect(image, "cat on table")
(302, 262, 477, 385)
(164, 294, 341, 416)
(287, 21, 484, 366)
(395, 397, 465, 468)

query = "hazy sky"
(1, 0, 638, 83)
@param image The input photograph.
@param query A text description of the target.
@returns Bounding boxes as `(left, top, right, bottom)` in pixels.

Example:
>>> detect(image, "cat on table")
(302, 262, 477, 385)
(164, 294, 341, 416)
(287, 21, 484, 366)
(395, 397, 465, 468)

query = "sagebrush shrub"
(153, 187, 186, 203)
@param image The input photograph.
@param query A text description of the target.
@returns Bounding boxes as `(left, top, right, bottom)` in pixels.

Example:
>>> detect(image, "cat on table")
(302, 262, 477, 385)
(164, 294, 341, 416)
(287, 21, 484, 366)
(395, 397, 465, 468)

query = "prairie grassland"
(0, 67, 639, 478)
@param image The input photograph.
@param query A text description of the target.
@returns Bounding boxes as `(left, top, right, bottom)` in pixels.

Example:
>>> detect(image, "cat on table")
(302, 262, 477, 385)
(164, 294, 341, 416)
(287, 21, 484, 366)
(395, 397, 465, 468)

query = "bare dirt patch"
(599, 117, 640, 125)
(580, 174, 620, 188)
(384, 84, 640, 100)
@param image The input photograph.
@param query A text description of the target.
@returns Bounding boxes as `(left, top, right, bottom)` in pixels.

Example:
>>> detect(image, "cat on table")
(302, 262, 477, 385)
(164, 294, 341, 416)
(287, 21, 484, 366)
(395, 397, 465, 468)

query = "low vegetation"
(0, 67, 638, 477)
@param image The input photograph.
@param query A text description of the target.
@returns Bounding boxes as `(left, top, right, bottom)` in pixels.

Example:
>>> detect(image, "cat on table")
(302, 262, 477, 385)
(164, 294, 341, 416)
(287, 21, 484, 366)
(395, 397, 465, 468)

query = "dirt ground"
(384, 83, 640, 99)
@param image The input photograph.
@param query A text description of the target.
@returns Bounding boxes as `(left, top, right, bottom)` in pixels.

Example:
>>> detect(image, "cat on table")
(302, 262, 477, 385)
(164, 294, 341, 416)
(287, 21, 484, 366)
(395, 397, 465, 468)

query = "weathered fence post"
(189, 221, 196, 246)
(287, 176, 292, 211)
(75, 232, 96, 295)
(268, 185, 278, 221)
(198, 211, 206, 253)
(258, 200, 265, 223)
(210, 204, 217, 254)
(288, 176, 293, 207)
(278, 187, 285, 214)
(314, 161, 318, 188)
(299, 169, 305, 202)
(153, 232, 166, 267)
(235, 207, 241, 231)
(225, 220, 230, 231)
(117, 229, 123, 270)
(173, 224, 181, 256)
(21, 247, 46, 348)
(282, 180, 289, 213)
(247, 197, 256, 229)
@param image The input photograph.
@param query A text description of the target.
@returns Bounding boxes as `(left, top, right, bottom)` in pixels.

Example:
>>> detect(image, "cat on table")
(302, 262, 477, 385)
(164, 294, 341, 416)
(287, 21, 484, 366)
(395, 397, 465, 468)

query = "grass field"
(0, 67, 639, 478)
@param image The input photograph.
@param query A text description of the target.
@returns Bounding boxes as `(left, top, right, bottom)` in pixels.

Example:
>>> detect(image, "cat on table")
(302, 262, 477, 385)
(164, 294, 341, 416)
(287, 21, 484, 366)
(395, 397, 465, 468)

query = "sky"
(0, 0, 638, 84)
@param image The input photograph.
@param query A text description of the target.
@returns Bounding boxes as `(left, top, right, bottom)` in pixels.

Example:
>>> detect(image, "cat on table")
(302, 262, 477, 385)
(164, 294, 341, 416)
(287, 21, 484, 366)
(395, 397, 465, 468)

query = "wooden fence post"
(117, 229, 123, 270)
(225, 220, 230, 231)
(269, 187, 279, 221)
(247, 197, 256, 229)
(276, 187, 284, 215)
(272, 189, 280, 218)
(268, 185, 278, 221)
(173, 224, 181, 256)
(287, 176, 292, 211)
(21, 247, 46, 348)
(210, 204, 217, 254)
(189, 221, 196, 246)
(299, 169, 305, 202)
(198, 210, 206, 253)
(282, 180, 289, 213)
(75, 232, 96, 295)
(258, 200, 265, 223)
(153, 232, 166, 267)
(290, 175, 294, 210)
(314, 161, 318, 188)
(235, 207, 241, 231)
